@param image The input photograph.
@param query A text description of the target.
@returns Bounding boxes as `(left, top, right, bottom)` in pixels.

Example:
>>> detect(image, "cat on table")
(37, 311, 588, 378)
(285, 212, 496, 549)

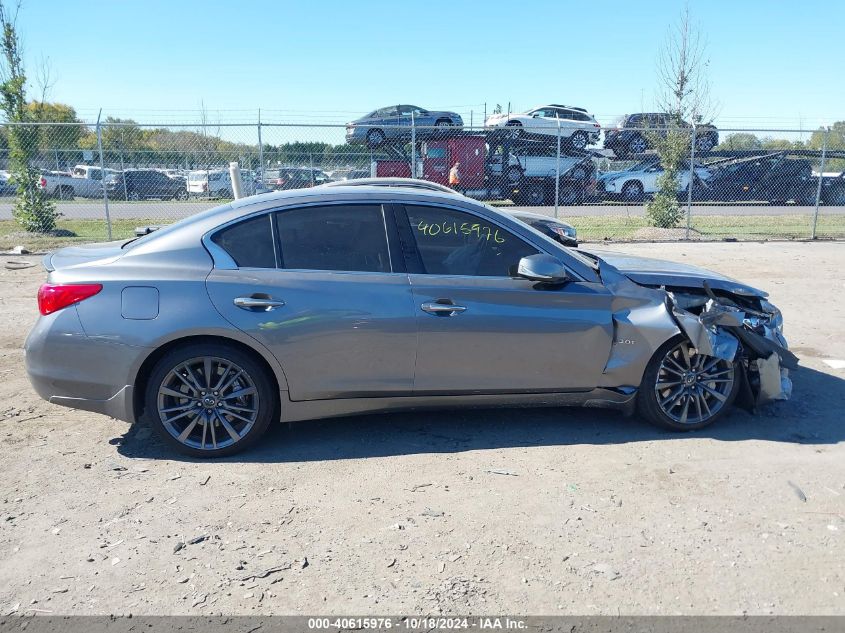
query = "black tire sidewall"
(143, 343, 276, 457)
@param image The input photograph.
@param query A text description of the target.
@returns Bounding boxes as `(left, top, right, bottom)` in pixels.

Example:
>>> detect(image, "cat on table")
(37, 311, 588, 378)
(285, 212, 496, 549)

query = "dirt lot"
(0, 241, 843, 616)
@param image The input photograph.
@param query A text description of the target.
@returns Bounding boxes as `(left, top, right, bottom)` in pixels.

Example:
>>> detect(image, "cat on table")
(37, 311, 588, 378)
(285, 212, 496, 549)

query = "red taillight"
(39, 177, 47, 188)
(37, 283, 102, 316)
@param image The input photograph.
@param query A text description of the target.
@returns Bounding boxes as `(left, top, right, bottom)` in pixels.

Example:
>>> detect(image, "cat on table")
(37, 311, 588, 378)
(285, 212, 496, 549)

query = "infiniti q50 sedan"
(25, 185, 796, 457)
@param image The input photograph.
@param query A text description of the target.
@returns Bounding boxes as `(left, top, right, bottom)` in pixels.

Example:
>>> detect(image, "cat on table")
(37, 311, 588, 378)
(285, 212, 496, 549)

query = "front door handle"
(421, 301, 467, 316)
(234, 295, 285, 311)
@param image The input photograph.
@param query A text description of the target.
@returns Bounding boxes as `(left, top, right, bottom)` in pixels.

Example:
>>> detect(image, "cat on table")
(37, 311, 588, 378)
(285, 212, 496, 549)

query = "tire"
(504, 165, 524, 185)
(127, 190, 141, 201)
(627, 135, 648, 155)
(621, 180, 644, 202)
(174, 189, 189, 201)
(827, 185, 845, 206)
(516, 181, 545, 206)
(143, 343, 277, 457)
(637, 337, 740, 431)
(569, 131, 589, 151)
(60, 185, 75, 199)
(695, 135, 715, 153)
(505, 121, 523, 139)
(219, 188, 232, 199)
(435, 119, 453, 127)
(557, 184, 581, 206)
(366, 128, 386, 148)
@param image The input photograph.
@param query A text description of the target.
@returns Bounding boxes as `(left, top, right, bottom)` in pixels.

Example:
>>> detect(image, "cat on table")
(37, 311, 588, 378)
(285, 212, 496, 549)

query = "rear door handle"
(421, 301, 467, 316)
(234, 296, 285, 311)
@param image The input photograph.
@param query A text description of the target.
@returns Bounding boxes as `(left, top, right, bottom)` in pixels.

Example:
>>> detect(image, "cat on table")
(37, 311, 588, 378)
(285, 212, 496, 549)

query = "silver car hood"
(583, 248, 767, 297)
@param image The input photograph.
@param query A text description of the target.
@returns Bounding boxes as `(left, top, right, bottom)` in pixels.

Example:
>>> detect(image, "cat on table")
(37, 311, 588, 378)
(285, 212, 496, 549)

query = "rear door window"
(275, 204, 391, 273)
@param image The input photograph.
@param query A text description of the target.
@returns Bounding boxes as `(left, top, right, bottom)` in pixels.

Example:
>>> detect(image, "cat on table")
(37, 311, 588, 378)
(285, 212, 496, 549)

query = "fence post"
(554, 118, 561, 218)
(811, 127, 829, 240)
(685, 123, 696, 240)
(410, 111, 416, 179)
(95, 110, 113, 240)
(228, 162, 244, 200)
(309, 152, 314, 186)
(119, 147, 128, 201)
(257, 110, 264, 186)
(53, 148, 63, 201)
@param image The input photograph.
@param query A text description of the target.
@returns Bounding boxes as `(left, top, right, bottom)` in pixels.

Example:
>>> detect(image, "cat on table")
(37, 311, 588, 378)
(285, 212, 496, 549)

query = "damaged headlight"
(759, 300, 784, 334)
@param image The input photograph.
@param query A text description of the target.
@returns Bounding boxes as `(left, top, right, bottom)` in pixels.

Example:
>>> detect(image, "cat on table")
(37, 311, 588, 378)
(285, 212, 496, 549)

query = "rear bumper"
(24, 307, 142, 424)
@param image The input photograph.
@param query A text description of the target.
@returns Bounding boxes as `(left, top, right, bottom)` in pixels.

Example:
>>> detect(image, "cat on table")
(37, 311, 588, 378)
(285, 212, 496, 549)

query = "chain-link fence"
(1, 117, 842, 248)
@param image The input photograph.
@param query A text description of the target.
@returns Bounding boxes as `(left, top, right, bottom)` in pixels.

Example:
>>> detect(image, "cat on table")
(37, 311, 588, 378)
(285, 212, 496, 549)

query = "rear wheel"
(504, 165, 524, 186)
(695, 135, 715, 153)
(569, 130, 589, 151)
(435, 119, 453, 127)
(127, 190, 141, 201)
(621, 180, 644, 202)
(627, 135, 648, 155)
(143, 343, 276, 457)
(174, 189, 189, 201)
(638, 338, 740, 431)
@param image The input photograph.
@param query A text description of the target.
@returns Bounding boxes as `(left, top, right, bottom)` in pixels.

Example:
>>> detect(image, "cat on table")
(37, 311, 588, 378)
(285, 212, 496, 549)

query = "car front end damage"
(589, 252, 796, 413)
(666, 286, 795, 407)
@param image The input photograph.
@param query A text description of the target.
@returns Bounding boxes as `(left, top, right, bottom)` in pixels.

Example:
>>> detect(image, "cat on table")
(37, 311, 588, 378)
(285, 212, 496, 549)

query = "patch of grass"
(0, 218, 161, 251)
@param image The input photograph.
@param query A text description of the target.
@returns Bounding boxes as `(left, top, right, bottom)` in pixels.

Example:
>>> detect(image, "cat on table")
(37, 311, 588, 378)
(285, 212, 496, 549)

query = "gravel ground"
(0, 241, 843, 616)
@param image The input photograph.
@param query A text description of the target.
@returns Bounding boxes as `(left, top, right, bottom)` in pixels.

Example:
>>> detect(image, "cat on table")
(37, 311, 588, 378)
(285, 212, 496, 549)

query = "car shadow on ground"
(114, 366, 845, 463)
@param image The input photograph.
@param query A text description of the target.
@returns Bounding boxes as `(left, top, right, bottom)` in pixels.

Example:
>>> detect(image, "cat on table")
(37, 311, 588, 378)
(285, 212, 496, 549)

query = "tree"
(0, 2, 57, 233)
(807, 121, 845, 172)
(716, 133, 762, 151)
(646, 5, 713, 229)
(25, 100, 85, 150)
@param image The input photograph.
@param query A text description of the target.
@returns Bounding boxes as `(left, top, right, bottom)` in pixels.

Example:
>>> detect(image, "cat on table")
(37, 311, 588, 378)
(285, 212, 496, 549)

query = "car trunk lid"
(43, 241, 127, 272)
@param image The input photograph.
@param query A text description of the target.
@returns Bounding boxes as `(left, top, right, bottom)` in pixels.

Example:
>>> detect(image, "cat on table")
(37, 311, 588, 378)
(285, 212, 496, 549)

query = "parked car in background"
(603, 113, 719, 157)
(485, 105, 601, 150)
(0, 170, 17, 196)
(187, 169, 263, 199)
(346, 105, 463, 148)
(24, 184, 793, 457)
(264, 167, 331, 190)
(489, 149, 597, 205)
(692, 153, 817, 205)
(40, 169, 105, 199)
(330, 168, 371, 181)
(598, 159, 712, 201)
(508, 210, 578, 247)
(107, 169, 189, 201)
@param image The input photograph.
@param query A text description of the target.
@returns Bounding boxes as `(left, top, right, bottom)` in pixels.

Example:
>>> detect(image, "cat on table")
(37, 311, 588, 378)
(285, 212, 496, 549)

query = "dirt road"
(0, 242, 843, 616)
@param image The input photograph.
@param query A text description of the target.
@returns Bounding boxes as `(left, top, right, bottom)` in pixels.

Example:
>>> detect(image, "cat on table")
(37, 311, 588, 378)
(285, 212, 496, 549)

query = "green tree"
(646, 6, 714, 229)
(0, 2, 57, 233)
(807, 122, 845, 172)
(716, 133, 762, 151)
(25, 100, 85, 150)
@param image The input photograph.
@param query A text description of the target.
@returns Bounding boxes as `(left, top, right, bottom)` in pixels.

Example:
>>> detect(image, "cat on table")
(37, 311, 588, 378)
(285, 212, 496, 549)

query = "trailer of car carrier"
(370, 128, 599, 206)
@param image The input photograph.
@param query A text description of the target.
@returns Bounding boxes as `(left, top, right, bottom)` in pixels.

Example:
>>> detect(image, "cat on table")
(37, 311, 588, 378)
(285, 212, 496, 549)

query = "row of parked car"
(345, 103, 719, 156)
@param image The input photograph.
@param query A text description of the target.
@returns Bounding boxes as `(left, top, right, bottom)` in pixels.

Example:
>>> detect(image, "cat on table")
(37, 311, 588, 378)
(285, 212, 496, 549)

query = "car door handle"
(234, 296, 285, 311)
(421, 301, 467, 316)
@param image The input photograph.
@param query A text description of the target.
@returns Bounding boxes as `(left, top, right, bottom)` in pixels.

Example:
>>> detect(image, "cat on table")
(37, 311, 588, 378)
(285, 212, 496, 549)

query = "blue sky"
(16, 0, 844, 134)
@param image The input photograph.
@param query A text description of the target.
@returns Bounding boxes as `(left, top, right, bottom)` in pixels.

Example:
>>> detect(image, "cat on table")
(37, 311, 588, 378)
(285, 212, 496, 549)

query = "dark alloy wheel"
(638, 338, 740, 431)
(127, 190, 141, 201)
(366, 129, 386, 148)
(435, 119, 453, 128)
(144, 344, 276, 457)
(505, 121, 523, 139)
(628, 135, 648, 155)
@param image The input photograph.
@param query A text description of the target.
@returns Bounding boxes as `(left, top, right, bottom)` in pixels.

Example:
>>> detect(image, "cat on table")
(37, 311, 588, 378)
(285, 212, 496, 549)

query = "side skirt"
(278, 388, 638, 424)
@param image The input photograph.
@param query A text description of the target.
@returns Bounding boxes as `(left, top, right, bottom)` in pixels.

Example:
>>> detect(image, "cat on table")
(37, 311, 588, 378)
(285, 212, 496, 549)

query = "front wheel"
(638, 338, 740, 431)
(143, 343, 276, 457)
(174, 189, 189, 201)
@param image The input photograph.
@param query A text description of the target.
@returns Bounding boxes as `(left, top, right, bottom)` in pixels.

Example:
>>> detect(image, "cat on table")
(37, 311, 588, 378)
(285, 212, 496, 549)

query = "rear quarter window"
(211, 214, 276, 268)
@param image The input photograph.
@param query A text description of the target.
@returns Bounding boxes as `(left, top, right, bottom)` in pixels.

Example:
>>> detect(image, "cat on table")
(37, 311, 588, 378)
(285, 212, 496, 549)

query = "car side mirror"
(516, 254, 569, 283)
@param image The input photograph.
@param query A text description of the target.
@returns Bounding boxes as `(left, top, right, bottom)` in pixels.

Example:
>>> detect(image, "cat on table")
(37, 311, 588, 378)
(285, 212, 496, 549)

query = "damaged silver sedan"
(24, 186, 796, 457)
